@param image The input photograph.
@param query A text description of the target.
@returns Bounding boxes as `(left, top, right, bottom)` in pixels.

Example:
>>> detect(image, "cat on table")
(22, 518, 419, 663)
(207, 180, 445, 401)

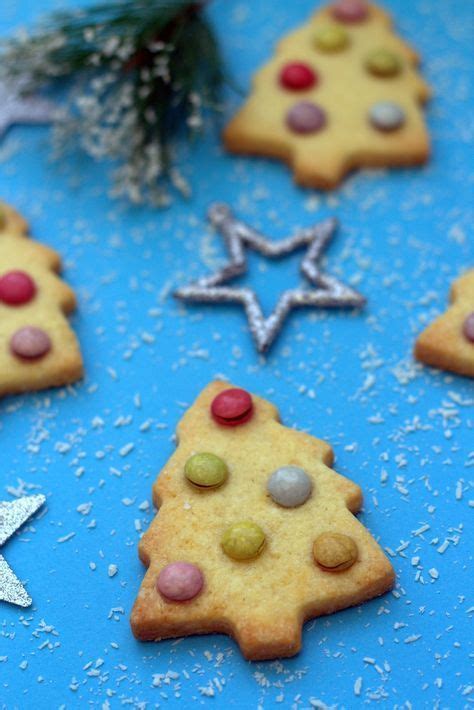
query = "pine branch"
(0, 0, 227, 205)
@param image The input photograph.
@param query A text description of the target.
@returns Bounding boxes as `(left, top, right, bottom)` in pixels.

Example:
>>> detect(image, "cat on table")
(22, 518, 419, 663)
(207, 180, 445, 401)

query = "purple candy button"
(157, 562, 204, 602)
(463, 312, 474, 343)
(286, 102, 327, 134)
(10, 326, 51, 360)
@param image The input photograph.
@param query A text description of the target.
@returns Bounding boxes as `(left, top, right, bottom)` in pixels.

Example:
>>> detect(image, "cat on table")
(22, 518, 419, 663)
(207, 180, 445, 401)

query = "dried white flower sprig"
(0, 1, 225, 206)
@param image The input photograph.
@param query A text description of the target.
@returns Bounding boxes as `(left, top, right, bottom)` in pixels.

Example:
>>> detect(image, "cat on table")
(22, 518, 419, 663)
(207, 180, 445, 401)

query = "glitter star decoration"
(175, 203, 366, 352)
(0, 494, 46, 607)
(0, 80, 58, 139)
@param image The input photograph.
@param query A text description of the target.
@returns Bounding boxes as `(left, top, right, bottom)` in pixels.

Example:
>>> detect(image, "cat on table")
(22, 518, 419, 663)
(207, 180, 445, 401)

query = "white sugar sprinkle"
(119, 443, 135, 457)
(354, 677, 362, 696)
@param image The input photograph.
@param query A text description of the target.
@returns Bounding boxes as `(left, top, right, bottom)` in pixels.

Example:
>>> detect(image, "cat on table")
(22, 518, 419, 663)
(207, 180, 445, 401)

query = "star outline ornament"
(0, 79, 59, 139)
(175, 203, 366, 353)
(0, 494, 46, 608)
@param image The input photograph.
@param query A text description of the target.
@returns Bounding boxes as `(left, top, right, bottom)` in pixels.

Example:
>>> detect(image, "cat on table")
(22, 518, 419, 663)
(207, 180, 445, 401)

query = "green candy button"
(366, 49, 402, 77)
(314, 25, 348, 52)
(221, 521, 266, 560)
(184, 452, 228, 489)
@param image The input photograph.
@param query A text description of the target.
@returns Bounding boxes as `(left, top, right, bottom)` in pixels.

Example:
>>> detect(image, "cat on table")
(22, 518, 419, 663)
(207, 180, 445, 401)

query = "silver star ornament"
(175, 203, 366, 352)
(0, 494, 46, 607)
(0, 79, 59, 139)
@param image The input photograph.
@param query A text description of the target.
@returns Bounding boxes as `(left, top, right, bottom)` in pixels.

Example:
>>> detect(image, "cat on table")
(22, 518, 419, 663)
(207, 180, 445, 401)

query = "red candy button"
(0, 270, 36, 305)
(211, 388, 253, 427)
(279, 63, 317, 91)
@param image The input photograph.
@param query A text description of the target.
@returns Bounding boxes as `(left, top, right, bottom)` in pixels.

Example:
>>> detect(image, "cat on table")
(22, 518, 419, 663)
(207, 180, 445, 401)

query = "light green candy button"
(314, 25, 348, 52)
(184, 452, 228, 489)
(221, 521, 266, 560)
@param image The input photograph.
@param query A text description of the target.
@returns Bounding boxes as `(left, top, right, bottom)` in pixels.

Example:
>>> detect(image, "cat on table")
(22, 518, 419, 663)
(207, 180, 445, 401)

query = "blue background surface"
(1, 0, 473, 707)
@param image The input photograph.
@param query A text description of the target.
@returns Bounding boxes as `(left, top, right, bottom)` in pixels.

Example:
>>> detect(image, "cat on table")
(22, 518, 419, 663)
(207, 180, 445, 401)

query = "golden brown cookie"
(414, 270, 474, 379)
(0, 199, 30, 236)
(0, 200, 83, 398)
(224, 0, 430, 189)
(131, 381, 394, 660)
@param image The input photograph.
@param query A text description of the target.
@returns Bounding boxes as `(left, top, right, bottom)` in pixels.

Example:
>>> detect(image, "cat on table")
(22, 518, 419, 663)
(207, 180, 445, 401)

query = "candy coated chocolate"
(313, 532, 358, 571)
(221, 521, 265, 560)
(156, 562, 204, 601)
(279, 62, 317, 91)
(267, 466, 313, 507)
(463, 312, 474, 343)
(286, 102, 327, 134)
(0, 270, 36, 305)
(211, 387, 253, 426)
(369, 101, 406, 131)
(314, 25, 349, 52)
(185, 452, 228, 489)
(366, 49, 402, 77)
(10, 326, 51, 360)
(331, 0, 369, 23)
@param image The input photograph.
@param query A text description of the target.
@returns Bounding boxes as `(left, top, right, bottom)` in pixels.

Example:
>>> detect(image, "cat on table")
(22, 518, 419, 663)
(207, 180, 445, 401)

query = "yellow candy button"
(221, 521, 266, 560)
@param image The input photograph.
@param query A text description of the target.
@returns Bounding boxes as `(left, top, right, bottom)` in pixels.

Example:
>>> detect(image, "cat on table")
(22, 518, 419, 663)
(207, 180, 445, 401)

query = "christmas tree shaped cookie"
(224, 0, 430, 189)
(131, 381, 394, 660)
(415, 270, 474, 378)
(0, 200, 83, 397)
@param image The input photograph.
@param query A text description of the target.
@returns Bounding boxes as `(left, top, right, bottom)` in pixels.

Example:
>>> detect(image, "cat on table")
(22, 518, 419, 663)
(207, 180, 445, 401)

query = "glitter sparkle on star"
(175, 203, 366, 353)
(0, 494, 46, 607)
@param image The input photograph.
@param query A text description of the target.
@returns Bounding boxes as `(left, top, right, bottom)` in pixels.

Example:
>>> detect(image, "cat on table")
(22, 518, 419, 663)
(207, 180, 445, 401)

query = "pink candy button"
(331, 0, 369, 23)
(463, 312, 474, 343)
(10, 326, 51, 360)
(286, 102, 327, 134)
(156, 562, 204, 602)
